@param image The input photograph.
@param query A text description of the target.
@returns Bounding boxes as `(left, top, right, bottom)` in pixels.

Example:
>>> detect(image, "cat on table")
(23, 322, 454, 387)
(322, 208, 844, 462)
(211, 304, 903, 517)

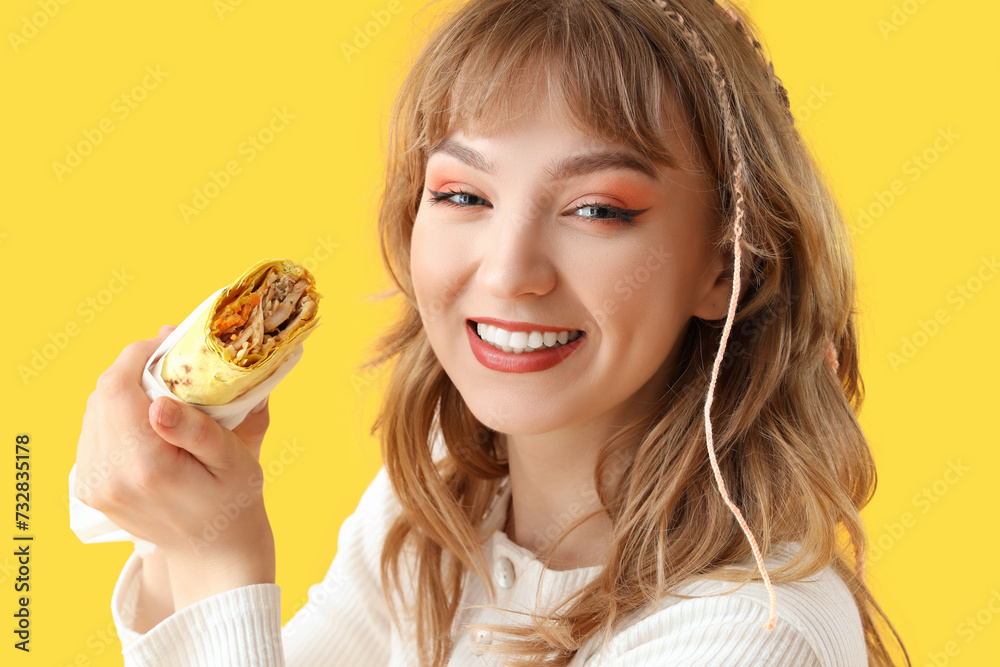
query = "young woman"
(75, 0, 910, 664)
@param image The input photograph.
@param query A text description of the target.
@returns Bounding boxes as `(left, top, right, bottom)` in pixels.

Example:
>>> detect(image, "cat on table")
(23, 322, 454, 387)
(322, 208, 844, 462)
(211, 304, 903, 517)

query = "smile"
(466, 320, 586, 373)
(474, 321, 583, 353)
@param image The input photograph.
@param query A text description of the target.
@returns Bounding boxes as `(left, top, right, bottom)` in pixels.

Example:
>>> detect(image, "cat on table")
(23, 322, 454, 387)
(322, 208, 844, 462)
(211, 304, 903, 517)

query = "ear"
(691, 244, 747, 321)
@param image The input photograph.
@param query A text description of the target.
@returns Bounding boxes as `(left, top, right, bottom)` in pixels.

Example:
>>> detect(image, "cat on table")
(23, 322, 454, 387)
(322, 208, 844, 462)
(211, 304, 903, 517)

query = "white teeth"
(473, 321, 582, 353)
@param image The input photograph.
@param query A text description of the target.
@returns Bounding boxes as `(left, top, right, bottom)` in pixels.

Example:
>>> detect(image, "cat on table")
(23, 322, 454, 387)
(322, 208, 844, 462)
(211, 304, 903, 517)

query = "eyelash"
(426, 189, 646, 227)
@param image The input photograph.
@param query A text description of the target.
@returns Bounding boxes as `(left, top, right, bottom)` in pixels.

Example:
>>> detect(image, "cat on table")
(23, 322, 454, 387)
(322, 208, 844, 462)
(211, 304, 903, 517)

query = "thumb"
(232, 396, 270, 460)
(149, 396, 239, 471)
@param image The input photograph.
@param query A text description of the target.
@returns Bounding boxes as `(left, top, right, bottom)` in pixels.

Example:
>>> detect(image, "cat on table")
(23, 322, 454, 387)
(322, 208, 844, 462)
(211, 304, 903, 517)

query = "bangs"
(418, 0, 694, 172)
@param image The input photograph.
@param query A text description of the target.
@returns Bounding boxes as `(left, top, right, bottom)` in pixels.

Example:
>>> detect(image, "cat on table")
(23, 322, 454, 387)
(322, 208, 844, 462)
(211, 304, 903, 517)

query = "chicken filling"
(210, 269, 318, 367)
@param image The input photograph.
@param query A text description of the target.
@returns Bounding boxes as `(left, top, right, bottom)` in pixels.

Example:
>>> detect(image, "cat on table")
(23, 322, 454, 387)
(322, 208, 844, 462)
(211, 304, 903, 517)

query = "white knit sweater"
(110, 466, 868, 666)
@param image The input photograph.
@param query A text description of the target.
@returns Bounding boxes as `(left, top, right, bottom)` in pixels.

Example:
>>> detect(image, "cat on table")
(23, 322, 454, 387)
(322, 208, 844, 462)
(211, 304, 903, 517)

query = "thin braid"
(710, 0, 794, 120)
(653, 0, 778, 631)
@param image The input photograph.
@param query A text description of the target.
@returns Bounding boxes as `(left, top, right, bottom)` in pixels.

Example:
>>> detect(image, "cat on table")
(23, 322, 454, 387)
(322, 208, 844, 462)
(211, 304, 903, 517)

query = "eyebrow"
(427, 139, 663, 181)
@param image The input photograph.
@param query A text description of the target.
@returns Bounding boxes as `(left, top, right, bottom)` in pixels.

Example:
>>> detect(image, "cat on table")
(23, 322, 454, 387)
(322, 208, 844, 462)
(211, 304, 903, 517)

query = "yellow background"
(1, 0, 995, 665)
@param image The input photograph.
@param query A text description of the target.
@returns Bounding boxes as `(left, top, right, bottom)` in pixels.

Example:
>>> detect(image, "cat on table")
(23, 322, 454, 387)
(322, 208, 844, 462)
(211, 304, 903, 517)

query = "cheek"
(585, 244, 692, 334)
(410, 219, 437, 303)
(410, 216, 466, 321)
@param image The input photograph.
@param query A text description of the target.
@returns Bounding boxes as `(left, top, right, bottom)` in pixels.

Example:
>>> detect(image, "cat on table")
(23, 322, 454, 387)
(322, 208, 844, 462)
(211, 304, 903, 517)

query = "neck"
(493, 338, 680, 571)
(501, 425, 619, 571)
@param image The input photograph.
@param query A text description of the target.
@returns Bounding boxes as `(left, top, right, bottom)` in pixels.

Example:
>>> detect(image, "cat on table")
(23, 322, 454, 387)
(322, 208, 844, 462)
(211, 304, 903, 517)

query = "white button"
(494, 556, 515, 589)
(469, 629, 493, 656)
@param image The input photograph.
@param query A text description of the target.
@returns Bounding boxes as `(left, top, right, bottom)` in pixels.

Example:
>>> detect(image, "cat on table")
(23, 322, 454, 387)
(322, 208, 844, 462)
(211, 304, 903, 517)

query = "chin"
(462, 392, 573, 437)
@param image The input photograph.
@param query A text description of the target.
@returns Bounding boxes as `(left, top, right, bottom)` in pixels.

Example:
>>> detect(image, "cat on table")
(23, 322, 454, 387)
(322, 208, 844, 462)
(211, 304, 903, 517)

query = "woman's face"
(410, 101, 730, 436)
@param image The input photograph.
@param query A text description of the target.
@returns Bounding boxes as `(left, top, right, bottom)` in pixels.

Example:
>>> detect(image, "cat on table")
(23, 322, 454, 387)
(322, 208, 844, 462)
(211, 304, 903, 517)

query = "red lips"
(466, 320, 585, 373)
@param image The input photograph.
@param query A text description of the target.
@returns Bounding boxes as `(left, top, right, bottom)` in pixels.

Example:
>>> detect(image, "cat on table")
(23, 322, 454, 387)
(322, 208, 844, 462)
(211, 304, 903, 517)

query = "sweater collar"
(482, 476, 604, 587)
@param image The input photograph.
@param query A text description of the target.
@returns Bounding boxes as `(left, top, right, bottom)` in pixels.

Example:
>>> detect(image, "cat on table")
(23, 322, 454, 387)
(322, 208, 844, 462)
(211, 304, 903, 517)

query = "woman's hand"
(75, 325, 276, 610)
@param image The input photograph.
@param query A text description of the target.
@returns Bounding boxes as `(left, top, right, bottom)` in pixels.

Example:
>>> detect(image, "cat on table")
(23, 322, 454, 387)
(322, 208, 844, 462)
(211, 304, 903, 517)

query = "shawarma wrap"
(160, 258, 321, 406)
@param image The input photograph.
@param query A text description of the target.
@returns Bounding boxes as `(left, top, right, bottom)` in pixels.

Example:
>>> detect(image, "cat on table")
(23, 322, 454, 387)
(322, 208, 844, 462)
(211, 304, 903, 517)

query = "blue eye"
(578, 205, 614, 219)
(574, 203, 646, 226)
(427, 189, 488, 208)
(425, 188, 647, 227)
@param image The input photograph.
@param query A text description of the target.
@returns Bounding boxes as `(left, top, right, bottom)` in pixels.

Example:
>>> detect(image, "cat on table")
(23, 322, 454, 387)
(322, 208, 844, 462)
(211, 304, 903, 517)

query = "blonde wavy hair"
(359, 0, 911, 664)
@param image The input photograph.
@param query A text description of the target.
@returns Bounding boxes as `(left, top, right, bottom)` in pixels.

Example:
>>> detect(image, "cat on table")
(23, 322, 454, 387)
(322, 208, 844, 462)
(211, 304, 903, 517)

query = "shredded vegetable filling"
(210, 268, 318, 367)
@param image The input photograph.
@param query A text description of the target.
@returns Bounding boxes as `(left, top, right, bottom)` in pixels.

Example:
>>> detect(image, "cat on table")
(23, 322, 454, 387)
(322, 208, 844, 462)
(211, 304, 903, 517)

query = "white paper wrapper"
(68, 287, 307, 554)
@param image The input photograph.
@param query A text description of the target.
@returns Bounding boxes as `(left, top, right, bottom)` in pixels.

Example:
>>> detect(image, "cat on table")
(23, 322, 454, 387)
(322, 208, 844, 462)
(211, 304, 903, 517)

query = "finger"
(95, 330, 177, 465)
(232, 396, 270, 459)
(158, 324, 178, 337)
(107, 329, 173, 385)
(149, 397, 239, 471)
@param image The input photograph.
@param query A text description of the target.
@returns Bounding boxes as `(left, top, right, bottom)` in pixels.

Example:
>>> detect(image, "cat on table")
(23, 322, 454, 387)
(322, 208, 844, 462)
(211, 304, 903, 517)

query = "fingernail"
(158, 400, 181, 428)
(251, 396, 269, 414)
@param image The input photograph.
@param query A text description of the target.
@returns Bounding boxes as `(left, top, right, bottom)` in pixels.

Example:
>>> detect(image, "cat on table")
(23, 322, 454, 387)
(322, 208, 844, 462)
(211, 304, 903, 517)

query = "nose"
(476, 205, 557, 300)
